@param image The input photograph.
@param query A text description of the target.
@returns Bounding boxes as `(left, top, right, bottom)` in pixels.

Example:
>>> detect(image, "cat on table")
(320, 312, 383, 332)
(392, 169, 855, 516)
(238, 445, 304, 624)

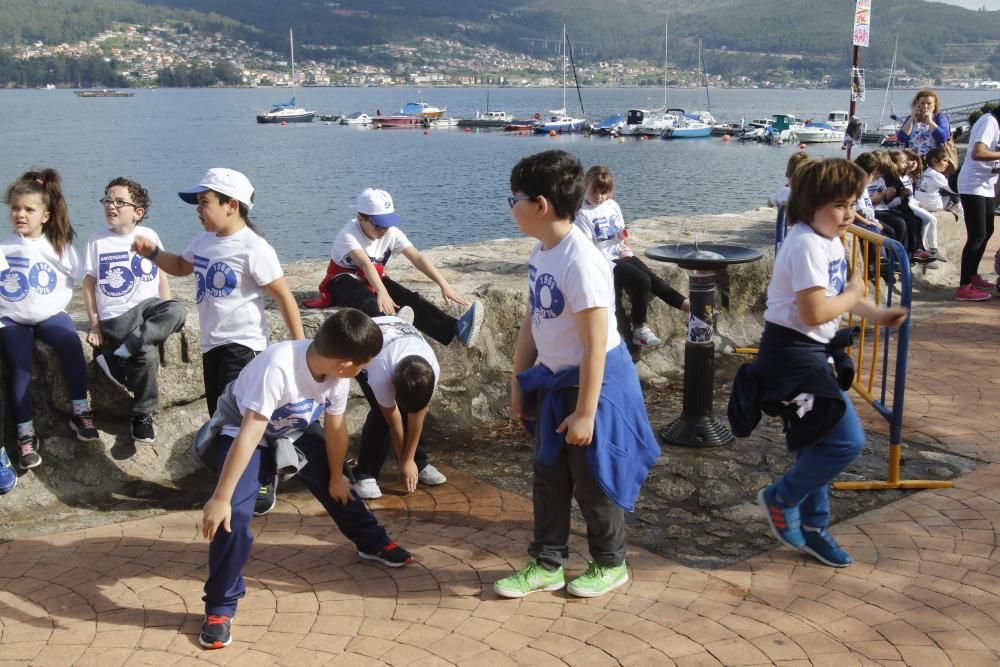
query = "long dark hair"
(4, 168, 75, 256)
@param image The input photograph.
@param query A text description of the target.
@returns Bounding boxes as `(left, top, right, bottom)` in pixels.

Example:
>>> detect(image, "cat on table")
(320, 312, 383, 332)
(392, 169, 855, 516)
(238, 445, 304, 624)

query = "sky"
(935, 0, 1000, 9)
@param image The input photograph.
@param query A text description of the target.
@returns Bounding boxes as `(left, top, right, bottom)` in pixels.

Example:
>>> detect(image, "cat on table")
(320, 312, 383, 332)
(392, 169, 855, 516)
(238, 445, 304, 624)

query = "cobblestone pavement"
(2, 286, 1000, 665)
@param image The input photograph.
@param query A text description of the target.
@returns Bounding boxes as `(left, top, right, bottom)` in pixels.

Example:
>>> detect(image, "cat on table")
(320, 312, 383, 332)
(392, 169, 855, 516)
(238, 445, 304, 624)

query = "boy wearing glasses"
(495, 150, 659, 599)
(83, 177, 186, 444)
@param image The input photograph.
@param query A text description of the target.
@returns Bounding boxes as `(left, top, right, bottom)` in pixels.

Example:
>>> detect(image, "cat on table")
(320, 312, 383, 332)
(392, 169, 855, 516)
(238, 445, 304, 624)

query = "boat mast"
(664, 20, 668, 109)
(878, 33, 899, 129)
(290, 28, 297, 99)
(700, 39, 711, 113)
(562, 24, 567, 114)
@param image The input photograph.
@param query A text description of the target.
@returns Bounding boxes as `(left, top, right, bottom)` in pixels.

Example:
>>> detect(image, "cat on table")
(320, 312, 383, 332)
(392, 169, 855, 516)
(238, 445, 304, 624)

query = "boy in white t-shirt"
(197, 309, 412, 650)
(495, 150, 659, 600)
(351, 315, 446, 499)
(304, 188, 484, 348)
(83, 178, 186, 443)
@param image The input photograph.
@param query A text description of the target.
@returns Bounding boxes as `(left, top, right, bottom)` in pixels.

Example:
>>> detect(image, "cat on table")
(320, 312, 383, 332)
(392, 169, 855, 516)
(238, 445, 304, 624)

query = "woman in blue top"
(896, 89, 951, 158)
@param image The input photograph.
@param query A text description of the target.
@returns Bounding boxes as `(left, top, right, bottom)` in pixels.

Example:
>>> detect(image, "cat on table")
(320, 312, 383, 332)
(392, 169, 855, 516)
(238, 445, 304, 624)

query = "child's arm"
(378, 404, 426, 493)
(510, 306, 538, 426)
(557, 306, 607, 446)
(323, 411, 352, 505)
(264, 277, 305, 340)
(132, 237, 194, 276)
(795, 268, 866, 326)
(852, 210, 883, 230)
(850, 299, 909, 328)
(400, 246, 469, 307)
(158, 270, 172, 300)
(82, 274, 103, 348)
(202, 410, 268, 540)
(348, 249, 397, 315)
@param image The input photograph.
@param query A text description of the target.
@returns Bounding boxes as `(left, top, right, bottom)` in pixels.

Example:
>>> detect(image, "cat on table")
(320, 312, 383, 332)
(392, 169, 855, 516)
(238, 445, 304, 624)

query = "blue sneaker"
(0, 447, 16, 495)
(757, 486, 805, 548)
(455, 301, 484, 347)
(801, 528, 853, 567)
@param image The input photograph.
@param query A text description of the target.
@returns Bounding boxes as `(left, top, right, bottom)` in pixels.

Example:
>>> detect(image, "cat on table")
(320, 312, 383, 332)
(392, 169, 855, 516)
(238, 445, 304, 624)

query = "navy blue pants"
(353, 370, 430, 481)
(204, 430, 392, 617)
(0, 312, 88, 423)
(771, 391, 866, 530)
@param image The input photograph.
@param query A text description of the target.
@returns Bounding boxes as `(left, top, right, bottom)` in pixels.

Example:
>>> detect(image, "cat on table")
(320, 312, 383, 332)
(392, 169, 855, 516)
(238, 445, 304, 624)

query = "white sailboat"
(534, 25, 586, 134)
(257, 29, 315, 123)
(631, 22, 678, 136)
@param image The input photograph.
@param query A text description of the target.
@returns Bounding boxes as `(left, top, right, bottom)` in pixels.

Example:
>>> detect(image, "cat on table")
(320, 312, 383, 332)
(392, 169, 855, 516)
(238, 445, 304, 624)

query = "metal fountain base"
(660, 415, 733, 448)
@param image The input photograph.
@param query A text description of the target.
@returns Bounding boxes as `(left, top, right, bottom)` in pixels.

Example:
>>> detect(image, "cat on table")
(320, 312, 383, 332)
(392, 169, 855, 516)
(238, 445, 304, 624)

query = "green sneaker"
(493, 559, 565, 598)
(566, 561, 628, 598)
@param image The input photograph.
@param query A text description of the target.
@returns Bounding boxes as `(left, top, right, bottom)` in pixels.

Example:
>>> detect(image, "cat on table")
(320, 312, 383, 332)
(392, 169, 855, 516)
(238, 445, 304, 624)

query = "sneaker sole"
(198, 634, 233, 649)
(358, 550, 413, 568)
(18, 455, 42, 471)
(253, 497, 277, 517)
(631, 338, 662, 348)
(460, 304, 484, 347)
(69, 421, 102, 443)
(567, 572, 629, 598)
(799, 543, 852, 568)
(131, 427, 156, 444)
(955, 293, 991, 301)
(492, 580, 565, 598)
(95, 355, 127, 390)
(757, 489, 805, 549)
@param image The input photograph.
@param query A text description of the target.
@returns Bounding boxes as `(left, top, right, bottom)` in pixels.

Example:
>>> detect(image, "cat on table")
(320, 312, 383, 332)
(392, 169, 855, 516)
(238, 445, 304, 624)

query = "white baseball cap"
(179, 168, 255, 210)
(356, 188, 401, 227)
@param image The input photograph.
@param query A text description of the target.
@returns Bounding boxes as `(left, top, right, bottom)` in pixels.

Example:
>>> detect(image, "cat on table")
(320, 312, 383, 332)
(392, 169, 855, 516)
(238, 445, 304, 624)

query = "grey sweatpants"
(528, 388, 626, 570)
(99, 297, 186, 415)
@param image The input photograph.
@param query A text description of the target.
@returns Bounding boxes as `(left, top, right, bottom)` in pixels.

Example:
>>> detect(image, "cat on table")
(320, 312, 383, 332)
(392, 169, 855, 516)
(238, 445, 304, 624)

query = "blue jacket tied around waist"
(517, 342, 661, 512)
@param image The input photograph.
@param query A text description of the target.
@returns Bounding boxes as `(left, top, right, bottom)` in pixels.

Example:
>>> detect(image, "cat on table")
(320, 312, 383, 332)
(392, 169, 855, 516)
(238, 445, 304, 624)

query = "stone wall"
(0, 207, 967, 515)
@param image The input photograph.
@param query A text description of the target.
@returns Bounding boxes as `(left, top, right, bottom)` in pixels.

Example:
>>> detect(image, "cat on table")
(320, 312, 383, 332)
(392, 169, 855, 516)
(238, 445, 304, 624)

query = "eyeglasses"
(507, 194, 535, 208)
(99, 197, 138, 210)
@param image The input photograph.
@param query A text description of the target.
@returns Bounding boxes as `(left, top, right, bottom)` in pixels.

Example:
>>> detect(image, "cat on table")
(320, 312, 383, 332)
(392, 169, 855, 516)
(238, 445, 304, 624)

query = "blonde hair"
(786, 158, 866, 225)
(911, 89, 941, 114)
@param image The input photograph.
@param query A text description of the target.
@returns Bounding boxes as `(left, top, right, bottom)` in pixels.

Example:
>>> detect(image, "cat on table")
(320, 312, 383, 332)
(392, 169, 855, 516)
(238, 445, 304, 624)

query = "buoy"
(619, 137, 626, 143)
(518, 130, 525, 136)
(464, 127, 471, 133)
(424, 130, 430, 135)
(549, 130, 557, 137)
(280, 121, 287, 126)
(721, 134, 731, 143)
(799, 143, 807, 149)
(776, 139, 784, 145)
(377, 123, 383, 129)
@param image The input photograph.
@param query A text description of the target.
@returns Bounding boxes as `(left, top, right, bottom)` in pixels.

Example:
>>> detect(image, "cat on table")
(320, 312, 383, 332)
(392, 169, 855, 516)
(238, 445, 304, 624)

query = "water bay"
(1, 86, 992, 260)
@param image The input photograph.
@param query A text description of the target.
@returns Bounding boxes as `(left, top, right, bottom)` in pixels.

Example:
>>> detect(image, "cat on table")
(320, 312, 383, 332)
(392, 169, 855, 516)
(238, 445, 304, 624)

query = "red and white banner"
(852, 0, 872, 48)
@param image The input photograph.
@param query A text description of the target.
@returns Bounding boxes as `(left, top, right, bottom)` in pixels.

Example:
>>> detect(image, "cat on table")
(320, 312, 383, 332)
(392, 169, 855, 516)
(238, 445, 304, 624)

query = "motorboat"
(630, 109, 678, 137)
(503, 118, 539, 132)
(257, 30, 315, 123)
(339, 112, 371, 126)
(826, 110, 850, 130)
(458, 110, 515, 128)
(589, 114, 626, 135)
(400, 101, 446, 120)
(796, 122, 845, 143)
(427, 117, 460, 128)
(662, 115, 712, 138)
(373, 114, 425, 128)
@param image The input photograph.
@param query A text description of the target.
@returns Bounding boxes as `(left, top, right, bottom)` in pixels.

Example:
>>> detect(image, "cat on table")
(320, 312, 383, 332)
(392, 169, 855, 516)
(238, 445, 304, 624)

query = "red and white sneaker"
(631, 325, 663, 348)
(955, 284, 991, 301)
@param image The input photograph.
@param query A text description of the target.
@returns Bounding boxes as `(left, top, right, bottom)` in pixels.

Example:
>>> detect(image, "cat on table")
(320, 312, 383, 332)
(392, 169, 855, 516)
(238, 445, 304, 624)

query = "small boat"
(631, 109, 678, 137)
(826, 110, 850, 130)
(503, 118, 539, 132)
(622, 109, 652, 136)
(796, 122, 845, 143)
(74, 89, 134, 97)
(458, 110, 515, 128)
(257, 30, 315, 124)
(533, 25, 586, 135)
(318, 114, 339, 122)
(339, 112, 371, 126)
(427, 117, 460, 128)
(662, 115, 712, 139)
(589, 114, 626, 135)
(374, 115, 425, 129)
(400, 101, 446, 120)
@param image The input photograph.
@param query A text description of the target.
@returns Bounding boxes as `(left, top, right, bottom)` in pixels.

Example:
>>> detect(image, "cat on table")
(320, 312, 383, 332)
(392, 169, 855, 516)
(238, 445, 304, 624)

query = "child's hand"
(202, 497, 232, 541)
(510, 378, 535, 431)
(87, 325, 103, 348)
(845, 267, 866, 301)
(440, 285, 469, 307)
(328, 473, 352, 505)
(132, 236, 157, 257)
(399, 459, 418, 493)
(376, 287, 398, 316)
(875, 306, 909, 328)
(884, 187, 896, 199)
(557, 410, 594, 446)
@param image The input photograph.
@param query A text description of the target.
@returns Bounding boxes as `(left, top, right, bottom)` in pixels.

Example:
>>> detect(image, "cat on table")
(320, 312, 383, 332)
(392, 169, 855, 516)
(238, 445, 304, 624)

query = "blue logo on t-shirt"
(267, 399, 321, 436)
(828, 258, 848, 296)
(99, 251, 135, 298)
(0, 257, 57, 302)
(131, 254, 158, 283)
(529, 272, 566, 325)
(28, 262, 56, 295)
(591, 213, 620, 242)
(0, 267, 30, 302)
(205, 261, 237, 298)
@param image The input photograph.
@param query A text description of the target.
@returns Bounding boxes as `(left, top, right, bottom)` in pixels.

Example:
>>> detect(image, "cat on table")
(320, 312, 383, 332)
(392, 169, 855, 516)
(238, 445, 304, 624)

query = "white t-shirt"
(868, 178, 889, 211)
(181, 226, 283, 353)
(855, 187, 876, 222)
(329, 218, 413, 276)
(764, 222, 848, 344)
(769, 183, 791, 209)
(913, 168, 951, 211)
(0, 234, 83, 325)
(367, 315, 440, 408)
(220, 339, 349, 439)
(528, 226, 621, 372)
(84, 226, 163, 320)
(572, 199, 631, 263)
(958, 114, 1000, 197)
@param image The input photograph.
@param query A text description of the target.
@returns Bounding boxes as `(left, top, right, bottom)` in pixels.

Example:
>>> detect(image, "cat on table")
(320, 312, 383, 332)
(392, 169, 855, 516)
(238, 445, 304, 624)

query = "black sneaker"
(17, 435, 41, 470)
(69, 411, 101, 442)
(130, 413, 155, 443)
(358, 541, 413, 568)
(253, 476, 277, 517)
(95, 352, 128, 390)
(198, 613, 232, 649)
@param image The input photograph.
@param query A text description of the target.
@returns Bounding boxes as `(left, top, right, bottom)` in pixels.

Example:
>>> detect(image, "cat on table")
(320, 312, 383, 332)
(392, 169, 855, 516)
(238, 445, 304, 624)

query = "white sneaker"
(352, 478, 382, 499)
(396, 306, 415, 324)
(418, 464, 447, 486)
(632, 325, 663, 348)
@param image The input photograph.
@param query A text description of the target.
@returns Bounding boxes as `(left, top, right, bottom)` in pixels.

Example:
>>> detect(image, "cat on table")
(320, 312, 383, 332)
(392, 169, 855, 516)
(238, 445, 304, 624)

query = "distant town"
(6, 21, 1000, 90)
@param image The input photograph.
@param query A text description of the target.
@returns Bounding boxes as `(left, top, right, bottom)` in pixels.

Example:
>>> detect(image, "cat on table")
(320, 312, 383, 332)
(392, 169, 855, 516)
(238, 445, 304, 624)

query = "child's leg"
(630, 256, 686, 311)
(612, 257, 652, 328)
(34, 312, 88, 403)
(292, 429, 392, 554)
(610, 264, 633, 343)
(204, 435, 273, 618)
(0, 318, 37, 423)
(382, 276, 458, 346)
(202, 344, 257, 417)
(325, 274, 381, 318)
(920, 213, 938, 252)
(529, 408, 575, 570)
(353, 372, 430, 482)
(566, 444, 626, 567)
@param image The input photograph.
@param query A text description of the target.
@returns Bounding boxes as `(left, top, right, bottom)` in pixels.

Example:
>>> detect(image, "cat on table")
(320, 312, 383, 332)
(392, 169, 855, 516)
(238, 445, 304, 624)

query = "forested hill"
(2, 0, 999, 80)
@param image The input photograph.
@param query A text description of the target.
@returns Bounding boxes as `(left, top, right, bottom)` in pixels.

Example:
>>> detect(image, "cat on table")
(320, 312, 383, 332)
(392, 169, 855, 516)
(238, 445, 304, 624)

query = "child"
(874, 151, 922, 258)
(303, 188, 484, 348)
(732, 158, 908, 568)
(133, 168, 304, 515)
(0, 169, 100, 471)
(83, 178, 186, 443)
(851, 153, 887, 237)
(913, 146, 958, 213)
(573, 166, 687, 351)
(197, 309, 413, 649)
(496, 150, 660, 599)
(768, 151, 812, 209)
(352, 314, 447, 499)
(901, 148, 943, 265)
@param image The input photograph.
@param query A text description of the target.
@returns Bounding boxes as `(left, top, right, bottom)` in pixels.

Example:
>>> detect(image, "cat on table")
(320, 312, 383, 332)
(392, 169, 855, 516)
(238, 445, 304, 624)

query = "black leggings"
(612, 256, 685, 335)
(959, 194, 997, 286)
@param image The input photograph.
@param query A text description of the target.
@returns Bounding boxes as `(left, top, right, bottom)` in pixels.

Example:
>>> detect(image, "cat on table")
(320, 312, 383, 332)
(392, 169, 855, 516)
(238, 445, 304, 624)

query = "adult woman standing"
(897, 89, 952, 158)
(955, 106, 1000, 301)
